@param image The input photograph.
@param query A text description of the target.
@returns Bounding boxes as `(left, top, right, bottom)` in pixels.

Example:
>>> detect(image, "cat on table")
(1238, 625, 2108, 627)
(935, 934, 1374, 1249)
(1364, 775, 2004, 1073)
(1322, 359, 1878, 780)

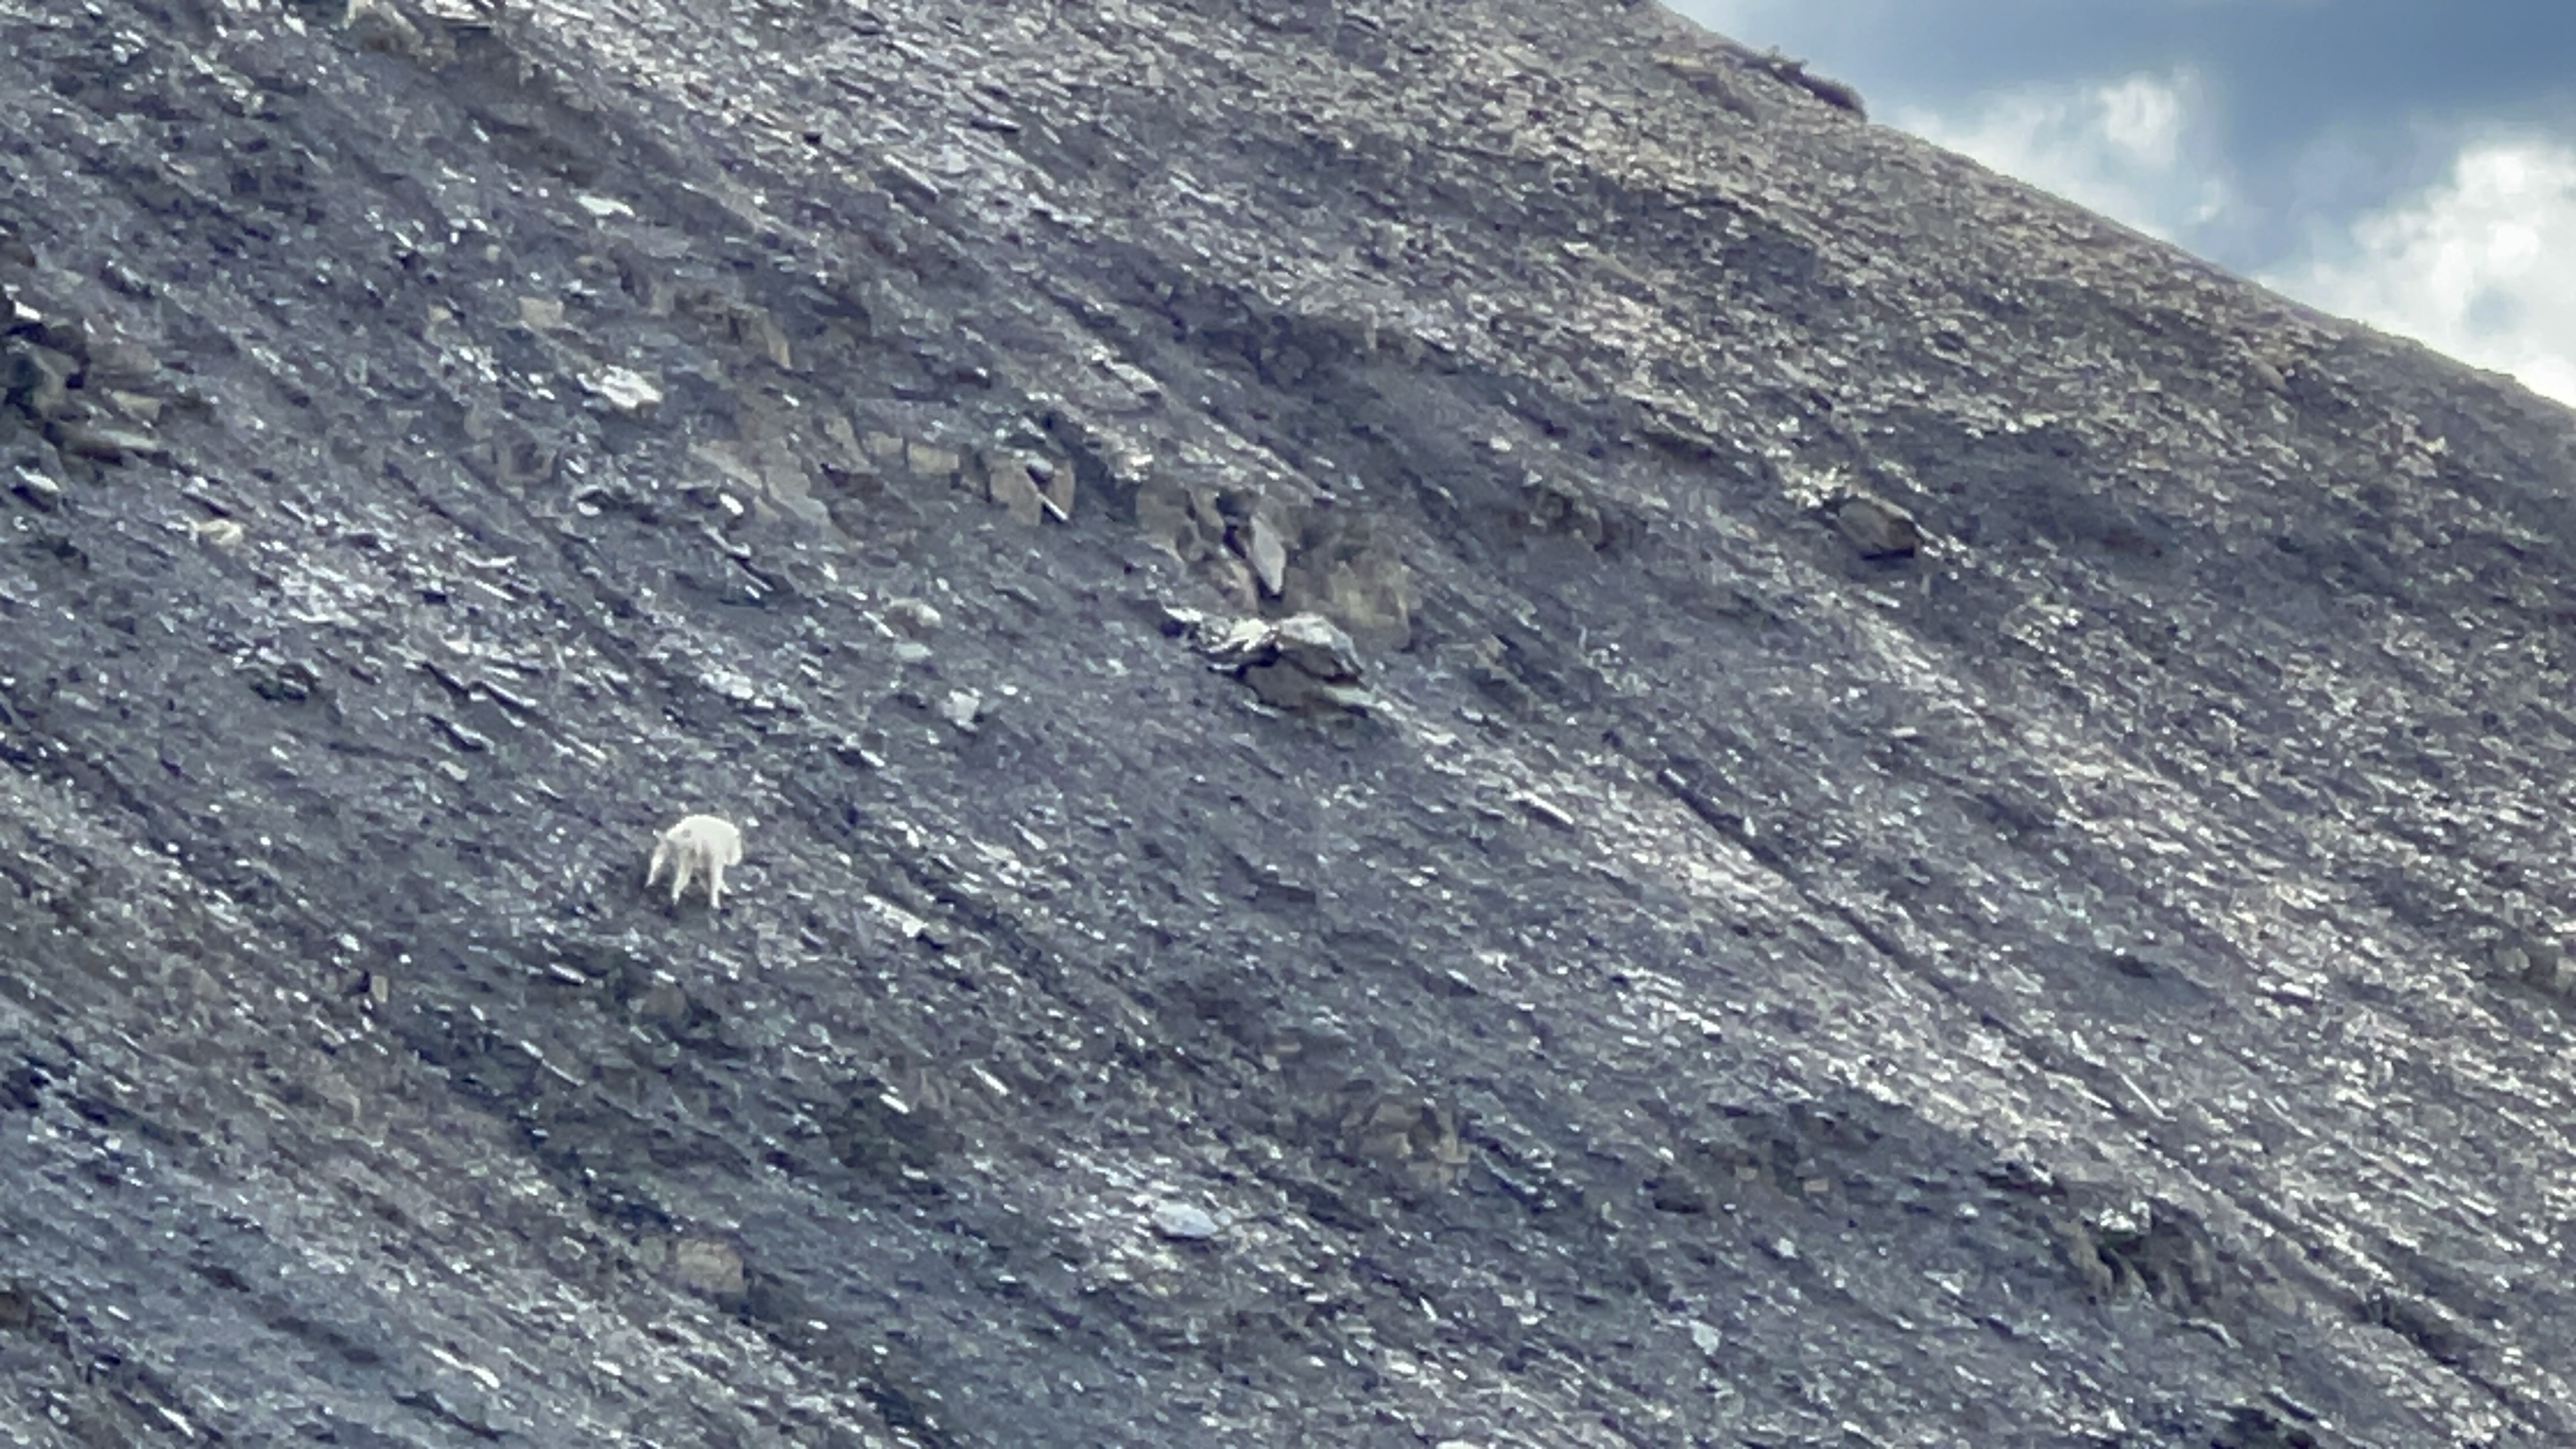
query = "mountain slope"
(2, 0, 2574, 1443)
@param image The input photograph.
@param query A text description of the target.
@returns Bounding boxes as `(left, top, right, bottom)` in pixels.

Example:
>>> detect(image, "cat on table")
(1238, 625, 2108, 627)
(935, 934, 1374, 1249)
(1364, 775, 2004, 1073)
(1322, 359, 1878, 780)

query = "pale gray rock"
(1830, 493, 1923, 559)
(341, 0, 441, 62)
(1148, 1202, 1221, 1241)
(884, 596, 944, 638)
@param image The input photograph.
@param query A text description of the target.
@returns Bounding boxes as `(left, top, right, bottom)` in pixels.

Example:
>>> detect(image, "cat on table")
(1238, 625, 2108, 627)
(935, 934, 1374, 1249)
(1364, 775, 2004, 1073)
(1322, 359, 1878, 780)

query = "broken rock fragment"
(342, 0, 431, 59)
(986, 454, 1046, 525)
(883, 596, 943, 638)
(9, 465, 63, 510)
(50, 420, 167, 466)
(1149, 1202, 1221, 1242)
(1199, 612, 1373, 714)
(581, 366, 662, 415)
(4, 340, 80, 421)
(1240, 514, 1288, 596)
(1828, 493, 1922, 560)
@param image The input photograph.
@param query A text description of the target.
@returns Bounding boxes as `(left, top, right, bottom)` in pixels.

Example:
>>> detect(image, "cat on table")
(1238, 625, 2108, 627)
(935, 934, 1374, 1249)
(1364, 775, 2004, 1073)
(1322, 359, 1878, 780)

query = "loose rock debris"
(1828, 492, 1924, 560)
(1182, 610, 1375, 714)
(1, 0, 2573, 1443)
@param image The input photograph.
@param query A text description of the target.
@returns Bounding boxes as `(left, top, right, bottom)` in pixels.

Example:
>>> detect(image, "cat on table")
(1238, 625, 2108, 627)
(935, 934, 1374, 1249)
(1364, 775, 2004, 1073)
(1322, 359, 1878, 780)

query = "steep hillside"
(4, 0, 2575, 1444)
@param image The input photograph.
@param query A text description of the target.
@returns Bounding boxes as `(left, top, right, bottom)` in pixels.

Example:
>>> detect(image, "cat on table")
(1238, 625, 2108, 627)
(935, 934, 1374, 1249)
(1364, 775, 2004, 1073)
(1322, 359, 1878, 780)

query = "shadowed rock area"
(2, 0, 2575, 1443)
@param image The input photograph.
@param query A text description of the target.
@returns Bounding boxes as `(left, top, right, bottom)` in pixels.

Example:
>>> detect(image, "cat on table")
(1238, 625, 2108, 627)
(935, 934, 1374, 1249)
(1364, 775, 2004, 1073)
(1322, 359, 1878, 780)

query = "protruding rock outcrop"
(1170, 608, 1374, 714)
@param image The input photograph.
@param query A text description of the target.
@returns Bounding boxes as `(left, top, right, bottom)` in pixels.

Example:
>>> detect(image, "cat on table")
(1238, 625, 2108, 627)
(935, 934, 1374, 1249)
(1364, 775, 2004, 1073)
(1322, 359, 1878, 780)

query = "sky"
(1674, 0, 2576, 406)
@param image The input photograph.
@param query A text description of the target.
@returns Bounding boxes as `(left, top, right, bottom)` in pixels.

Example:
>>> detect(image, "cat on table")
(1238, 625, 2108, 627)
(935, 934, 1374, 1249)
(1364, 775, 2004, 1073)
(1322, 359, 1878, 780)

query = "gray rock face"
(0, 0, 2573, 1445)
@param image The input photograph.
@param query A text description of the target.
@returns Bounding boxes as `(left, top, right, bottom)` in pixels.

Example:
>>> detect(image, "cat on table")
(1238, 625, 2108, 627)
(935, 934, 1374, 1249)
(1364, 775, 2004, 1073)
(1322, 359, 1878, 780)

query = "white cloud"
(1896, 68, 2236, 244)
(2266, 135, 2576, 405)
(1674, 0, 1792, 34)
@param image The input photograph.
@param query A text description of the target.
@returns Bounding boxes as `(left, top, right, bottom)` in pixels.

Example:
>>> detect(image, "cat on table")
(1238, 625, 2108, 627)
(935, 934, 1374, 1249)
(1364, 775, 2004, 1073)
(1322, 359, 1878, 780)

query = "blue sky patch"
(1677, 0, 2576, 404)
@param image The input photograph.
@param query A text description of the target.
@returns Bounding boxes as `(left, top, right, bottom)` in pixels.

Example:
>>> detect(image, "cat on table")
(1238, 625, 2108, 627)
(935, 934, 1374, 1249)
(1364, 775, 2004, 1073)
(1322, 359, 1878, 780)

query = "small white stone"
(1150, 1202, 1220, 1241)
(884, 597, 943, 637)
(582, 365, 663, 414)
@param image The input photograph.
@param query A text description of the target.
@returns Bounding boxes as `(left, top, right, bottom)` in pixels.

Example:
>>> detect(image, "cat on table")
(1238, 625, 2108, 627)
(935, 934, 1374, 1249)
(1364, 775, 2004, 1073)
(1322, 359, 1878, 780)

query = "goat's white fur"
(647, 815, 744, 909)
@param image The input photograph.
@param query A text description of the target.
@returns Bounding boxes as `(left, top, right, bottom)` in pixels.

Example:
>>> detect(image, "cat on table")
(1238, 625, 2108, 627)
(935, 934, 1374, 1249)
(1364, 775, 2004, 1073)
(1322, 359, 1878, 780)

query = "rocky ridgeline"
(0, 0, 2574, 1445)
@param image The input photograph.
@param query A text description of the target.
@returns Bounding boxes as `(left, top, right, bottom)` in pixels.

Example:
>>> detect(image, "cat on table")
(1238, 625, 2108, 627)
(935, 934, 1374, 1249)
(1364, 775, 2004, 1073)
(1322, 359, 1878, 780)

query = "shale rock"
(1, 0, 2575, 1443)
(1199, 612, 1374, 714)
(1830, 492, 1924, 559)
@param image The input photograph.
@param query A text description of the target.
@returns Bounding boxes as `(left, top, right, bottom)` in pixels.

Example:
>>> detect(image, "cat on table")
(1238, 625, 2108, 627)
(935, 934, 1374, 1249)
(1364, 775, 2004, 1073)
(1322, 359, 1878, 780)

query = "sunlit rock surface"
(2, 0, 2574, 1443)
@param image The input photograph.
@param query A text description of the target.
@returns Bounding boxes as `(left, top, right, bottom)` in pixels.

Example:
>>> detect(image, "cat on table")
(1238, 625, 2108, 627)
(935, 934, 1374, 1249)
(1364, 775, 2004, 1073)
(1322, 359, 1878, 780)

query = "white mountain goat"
(647, 815, 744, 910)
